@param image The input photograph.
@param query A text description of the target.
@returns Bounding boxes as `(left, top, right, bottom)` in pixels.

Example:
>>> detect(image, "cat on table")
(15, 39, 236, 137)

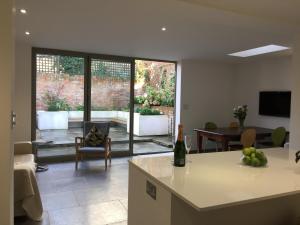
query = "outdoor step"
(37, 139, 155, 149)
(152, 139, 173, 148)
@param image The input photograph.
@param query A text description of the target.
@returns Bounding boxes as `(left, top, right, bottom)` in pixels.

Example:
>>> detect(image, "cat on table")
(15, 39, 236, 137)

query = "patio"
(36, 126, 173, 157)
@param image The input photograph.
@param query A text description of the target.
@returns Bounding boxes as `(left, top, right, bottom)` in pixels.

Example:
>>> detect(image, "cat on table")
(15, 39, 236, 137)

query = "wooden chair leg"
(105, 155, 107, 171)
(203, 138, 206, 152)
(75, 153, 78, 170)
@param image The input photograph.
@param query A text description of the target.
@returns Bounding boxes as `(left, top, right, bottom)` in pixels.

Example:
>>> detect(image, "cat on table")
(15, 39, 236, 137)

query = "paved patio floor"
(36, 126, 173, 157)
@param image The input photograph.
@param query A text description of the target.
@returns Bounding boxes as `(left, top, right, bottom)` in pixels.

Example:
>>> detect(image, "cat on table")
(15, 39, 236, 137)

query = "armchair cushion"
(84, 125, 106, 147)
(79, 146, 106, 152)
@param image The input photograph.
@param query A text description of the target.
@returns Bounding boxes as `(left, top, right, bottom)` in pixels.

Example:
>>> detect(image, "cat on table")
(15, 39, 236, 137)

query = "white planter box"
(37, 111, 69, 130)
(128, 113, 169, 136)
(117, 111, 129, 121)
(68, 111, 84, 121)
(91, 111, 117, 120)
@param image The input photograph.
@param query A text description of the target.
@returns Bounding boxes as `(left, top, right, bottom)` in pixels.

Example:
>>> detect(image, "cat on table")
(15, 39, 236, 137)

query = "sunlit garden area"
(35, 54, 176, 157)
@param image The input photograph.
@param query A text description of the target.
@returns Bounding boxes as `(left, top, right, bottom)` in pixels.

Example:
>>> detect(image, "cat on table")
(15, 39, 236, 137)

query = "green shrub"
(134, 96, 146, 104)
(161, 98, 174, 107)
(75, 104, 84, 111)
(91, 106, 111, 111)
(59, 56, 84, 75)
(136, 107, 162, 115)
(42, 91, 71, 111)
(145, 86, 162, 106)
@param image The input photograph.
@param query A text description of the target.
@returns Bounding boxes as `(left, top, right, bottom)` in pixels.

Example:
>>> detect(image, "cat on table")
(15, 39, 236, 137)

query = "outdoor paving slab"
(38, 142, 171, 158)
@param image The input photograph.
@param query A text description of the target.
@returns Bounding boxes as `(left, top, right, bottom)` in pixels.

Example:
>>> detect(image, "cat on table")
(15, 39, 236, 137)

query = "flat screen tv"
(259, 91, 291, 118)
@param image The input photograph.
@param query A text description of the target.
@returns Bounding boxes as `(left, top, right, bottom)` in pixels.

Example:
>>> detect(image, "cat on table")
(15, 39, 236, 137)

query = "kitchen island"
(128, 148, 300, 225)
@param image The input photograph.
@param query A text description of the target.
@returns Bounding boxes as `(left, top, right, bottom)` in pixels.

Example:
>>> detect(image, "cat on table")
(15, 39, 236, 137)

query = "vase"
(239, 119, 245, 129)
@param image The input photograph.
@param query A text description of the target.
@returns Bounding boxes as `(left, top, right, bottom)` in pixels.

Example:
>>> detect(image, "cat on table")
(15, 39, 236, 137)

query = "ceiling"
(15, 0, 300, 61)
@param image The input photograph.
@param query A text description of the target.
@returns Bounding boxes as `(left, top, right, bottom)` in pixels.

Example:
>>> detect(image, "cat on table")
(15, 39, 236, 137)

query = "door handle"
(11, 111, 16, 128)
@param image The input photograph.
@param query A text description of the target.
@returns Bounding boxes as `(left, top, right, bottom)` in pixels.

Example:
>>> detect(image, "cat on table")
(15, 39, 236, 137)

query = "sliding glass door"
(34, 53, 85, 157)
(133, 60, 176, 154)
(33, 48, 176, 158)
(90, 58, 132, 153)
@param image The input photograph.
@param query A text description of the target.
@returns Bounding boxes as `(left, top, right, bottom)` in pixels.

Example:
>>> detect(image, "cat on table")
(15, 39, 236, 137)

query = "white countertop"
(129, 148, 300, 211)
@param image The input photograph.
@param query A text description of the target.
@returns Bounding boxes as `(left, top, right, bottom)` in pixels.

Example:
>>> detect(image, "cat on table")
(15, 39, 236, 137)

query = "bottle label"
(174, 158, 185, 167)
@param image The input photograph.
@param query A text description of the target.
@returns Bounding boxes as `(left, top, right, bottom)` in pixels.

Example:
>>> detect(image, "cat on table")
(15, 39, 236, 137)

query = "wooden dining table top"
(194, 126, 275, 138)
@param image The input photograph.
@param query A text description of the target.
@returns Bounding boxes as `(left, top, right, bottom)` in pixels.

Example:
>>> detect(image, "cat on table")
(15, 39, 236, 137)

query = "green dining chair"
(205, 122, 217, 130)
(203, 122, 219, 151)
(258, 127, 287, 148)
(271, 127, 287, 147)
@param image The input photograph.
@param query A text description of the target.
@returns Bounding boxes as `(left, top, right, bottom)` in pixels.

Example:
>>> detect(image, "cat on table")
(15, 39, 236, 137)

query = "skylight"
(228, 45, 290, 57)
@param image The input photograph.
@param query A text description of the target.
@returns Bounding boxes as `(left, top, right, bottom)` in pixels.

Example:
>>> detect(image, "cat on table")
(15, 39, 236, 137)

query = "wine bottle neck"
(177, 125, 183, 142)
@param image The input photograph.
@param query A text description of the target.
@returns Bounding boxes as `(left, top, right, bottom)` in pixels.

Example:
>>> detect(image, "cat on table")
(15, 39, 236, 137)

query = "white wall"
(178, 57, 292, 150)
(234, 57, 292, 130)
(14, 41, 32, 141)
(0, 0, 14, 224)
(180, 60, 236, 148)
(290, 35, 300, 149)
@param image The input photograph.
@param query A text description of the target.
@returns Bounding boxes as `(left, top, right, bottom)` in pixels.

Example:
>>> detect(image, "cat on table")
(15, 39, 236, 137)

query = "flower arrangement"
(233, 105, 248, 128)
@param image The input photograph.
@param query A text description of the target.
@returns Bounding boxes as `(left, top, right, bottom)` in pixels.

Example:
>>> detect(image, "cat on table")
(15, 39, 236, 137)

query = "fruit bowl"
(241, 147, 268, 167)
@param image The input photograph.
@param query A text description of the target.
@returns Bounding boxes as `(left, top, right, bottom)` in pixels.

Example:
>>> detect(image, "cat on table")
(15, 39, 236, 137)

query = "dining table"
(194, 126, 274, 152)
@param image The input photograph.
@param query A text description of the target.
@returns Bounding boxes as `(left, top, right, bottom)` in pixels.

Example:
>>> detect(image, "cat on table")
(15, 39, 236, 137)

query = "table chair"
(229, 128, 256, 150)
(259, 127, 287, 148)
(229, 122, 239, 129)
(203, 122, 219, 151)
(241, 128, 256, 148)
(75, 122, 111, 170)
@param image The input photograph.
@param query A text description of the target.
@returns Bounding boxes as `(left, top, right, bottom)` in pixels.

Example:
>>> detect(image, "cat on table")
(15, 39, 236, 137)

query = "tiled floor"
(15, 157, 131, 225)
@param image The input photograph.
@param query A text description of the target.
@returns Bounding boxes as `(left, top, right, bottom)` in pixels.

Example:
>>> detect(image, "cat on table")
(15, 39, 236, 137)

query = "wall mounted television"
(259, 91, 291, 118)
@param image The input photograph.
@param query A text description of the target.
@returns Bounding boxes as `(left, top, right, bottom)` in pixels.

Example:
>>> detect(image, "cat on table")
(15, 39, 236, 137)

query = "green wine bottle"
(174, 124, 186, 167)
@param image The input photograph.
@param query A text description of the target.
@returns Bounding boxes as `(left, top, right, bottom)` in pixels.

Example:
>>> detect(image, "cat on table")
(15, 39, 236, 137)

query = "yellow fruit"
(243, 148, 252, 156)
(251, 157, 261, 167)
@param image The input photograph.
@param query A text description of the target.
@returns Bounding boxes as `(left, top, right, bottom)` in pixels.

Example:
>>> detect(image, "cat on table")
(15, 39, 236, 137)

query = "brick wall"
(36, 73, 130, 110)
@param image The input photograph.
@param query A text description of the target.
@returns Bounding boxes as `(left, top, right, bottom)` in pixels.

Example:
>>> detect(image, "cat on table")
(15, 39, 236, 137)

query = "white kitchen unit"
(128, 148, 300, 225)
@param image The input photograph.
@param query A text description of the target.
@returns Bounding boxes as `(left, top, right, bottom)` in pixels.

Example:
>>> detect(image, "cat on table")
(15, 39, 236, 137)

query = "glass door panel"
(35, 54, 85, 157)
(90, 59, 131, 153)
(133, 60, 176, 154)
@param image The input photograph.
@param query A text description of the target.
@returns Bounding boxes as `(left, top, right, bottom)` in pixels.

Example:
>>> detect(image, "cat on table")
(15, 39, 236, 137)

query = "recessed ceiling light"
(161, 27, 166, 31)
(228, 45, 290, 57)
(25, 31, 30, 36)
(20, 9, 27, 14)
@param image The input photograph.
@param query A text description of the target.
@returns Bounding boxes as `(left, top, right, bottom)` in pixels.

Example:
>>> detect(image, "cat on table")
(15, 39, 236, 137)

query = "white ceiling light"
(228, 45, 290, 57)
(25, 31, 30, 36)
(20, 9, 27, 14)
(161, 27, 166, 31)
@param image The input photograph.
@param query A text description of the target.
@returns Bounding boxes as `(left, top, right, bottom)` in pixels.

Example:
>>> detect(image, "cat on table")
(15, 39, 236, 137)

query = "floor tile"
(74, 185, 127, 206)
(17, 157, 133, 225)
(119, 199, 128, 210)
(108, 220, 127, 225)
(48, 201, 127, 225)
(48, 206, 86, 225)
(41, 191, 78, 211)
(14, 211, 50, 225)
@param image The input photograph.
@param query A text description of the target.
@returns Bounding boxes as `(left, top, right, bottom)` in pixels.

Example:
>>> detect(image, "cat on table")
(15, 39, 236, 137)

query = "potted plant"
(37, 91, 70, 130)
(233, 105, 248, 128)
(127, 107, 169, 136)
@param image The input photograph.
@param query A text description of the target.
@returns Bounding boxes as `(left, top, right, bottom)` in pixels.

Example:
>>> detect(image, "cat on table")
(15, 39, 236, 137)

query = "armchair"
(75, 122, 111, 170)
